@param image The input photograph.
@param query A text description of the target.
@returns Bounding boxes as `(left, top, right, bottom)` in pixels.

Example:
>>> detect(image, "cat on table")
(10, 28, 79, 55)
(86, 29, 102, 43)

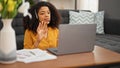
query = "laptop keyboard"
(53, 49, 58, 52)
(48, 48, 58, 53)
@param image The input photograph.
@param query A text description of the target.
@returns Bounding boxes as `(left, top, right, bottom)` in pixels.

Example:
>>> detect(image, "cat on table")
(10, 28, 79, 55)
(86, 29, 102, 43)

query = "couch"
(0, 10, 120, 54)
(59, 9, 120, 53)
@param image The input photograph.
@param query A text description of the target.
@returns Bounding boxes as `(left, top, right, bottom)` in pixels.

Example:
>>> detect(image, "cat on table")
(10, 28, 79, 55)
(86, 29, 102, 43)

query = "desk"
(0, 46, 120, 68)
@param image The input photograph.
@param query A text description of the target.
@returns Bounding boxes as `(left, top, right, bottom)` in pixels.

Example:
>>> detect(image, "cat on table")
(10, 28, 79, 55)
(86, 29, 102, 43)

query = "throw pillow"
(95, 11, 104, 34)
(69, 11, 95, 24)
(69, 11, 104, 34)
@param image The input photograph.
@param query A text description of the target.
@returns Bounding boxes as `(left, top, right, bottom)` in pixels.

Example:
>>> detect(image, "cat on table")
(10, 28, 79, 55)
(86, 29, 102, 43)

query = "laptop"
(47, 24, 96, 55)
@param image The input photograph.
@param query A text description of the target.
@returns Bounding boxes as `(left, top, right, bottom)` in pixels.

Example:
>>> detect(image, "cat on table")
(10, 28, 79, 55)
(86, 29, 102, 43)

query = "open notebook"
(17, 49, 57, 63)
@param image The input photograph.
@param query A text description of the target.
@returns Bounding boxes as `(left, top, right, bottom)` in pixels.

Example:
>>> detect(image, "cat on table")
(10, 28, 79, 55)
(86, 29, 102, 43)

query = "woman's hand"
(37, 21, 48, 42)
(34, 21, 48, 48)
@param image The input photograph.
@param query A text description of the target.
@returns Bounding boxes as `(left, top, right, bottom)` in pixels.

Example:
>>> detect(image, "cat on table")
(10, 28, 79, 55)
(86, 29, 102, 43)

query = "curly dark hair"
(23, 1, 61, 33)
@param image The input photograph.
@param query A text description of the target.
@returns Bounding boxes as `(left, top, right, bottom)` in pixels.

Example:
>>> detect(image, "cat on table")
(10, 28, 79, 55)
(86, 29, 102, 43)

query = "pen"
(29, 51, 36, 56)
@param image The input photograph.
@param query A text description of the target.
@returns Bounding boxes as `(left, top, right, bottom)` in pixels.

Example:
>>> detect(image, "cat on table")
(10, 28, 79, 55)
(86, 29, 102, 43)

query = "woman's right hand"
(34, 21, 48, 48)
(37, 21, 47, 42)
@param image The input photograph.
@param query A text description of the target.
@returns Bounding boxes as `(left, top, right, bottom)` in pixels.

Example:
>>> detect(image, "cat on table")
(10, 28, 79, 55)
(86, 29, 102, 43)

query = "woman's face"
(38, 6, 51, 24)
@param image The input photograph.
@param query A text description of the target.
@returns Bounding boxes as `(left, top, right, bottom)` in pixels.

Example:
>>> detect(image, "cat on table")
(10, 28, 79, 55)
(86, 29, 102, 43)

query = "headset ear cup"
(35, 10, 38, 19)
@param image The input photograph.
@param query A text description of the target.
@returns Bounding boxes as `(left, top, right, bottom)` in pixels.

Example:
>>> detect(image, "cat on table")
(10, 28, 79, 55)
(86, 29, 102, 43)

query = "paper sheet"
(17, 49, 57, 63)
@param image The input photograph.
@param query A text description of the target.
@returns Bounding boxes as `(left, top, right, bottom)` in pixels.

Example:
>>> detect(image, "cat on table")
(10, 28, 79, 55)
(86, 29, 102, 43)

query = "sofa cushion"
(0, 19, 3, 30)
(58, 10, 69, 24)
(12, 18, 24, 35)
(58, 10, 79, 24)
(96, 34, 120, 53)
(16, 35, 24, 50)
(104, 18, 120, 35)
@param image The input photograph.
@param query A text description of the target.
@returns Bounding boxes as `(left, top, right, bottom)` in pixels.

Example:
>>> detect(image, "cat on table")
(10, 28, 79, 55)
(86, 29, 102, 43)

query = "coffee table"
(0, 46, 120, 68)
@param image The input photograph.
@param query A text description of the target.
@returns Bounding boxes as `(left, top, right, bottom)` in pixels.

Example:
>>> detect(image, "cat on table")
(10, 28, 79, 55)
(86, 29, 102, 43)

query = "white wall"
(78, 0, 99, 12)
(48, 0, 75, 9)
(78, 0, 89, 10)
(41, 0, 48, 1)
(40, 0, 99, 12)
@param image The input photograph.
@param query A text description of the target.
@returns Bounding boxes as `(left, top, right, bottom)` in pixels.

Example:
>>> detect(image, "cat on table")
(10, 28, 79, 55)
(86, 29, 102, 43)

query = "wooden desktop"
(0, 46, 120, 68)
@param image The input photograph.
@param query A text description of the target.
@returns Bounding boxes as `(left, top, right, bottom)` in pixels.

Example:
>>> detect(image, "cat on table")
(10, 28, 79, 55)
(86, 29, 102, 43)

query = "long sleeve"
(24, 27, 59, 50)
(24, 29, 35, 49)
(47, 27, 59, 48)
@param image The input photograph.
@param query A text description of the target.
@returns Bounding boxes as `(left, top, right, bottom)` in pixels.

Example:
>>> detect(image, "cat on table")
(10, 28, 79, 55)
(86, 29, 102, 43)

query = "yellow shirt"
(24, 27, 59, 50)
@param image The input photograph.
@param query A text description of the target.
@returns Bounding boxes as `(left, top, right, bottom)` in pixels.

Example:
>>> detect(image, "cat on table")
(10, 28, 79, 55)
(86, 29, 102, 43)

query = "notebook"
(47, 24, 96, 55)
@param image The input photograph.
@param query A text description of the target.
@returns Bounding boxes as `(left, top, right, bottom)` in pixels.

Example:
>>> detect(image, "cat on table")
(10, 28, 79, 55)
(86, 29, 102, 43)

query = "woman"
(23, 1, 61, 50)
